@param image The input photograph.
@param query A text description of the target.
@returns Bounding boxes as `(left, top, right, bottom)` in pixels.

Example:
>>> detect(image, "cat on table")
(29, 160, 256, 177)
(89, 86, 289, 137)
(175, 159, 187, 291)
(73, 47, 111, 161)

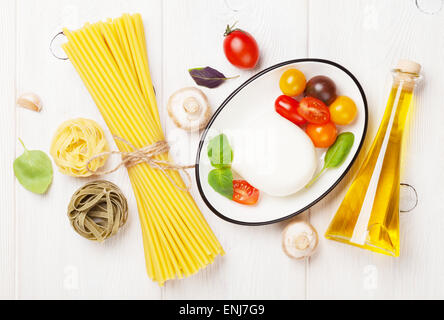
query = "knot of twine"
(86, 136, 195, 191)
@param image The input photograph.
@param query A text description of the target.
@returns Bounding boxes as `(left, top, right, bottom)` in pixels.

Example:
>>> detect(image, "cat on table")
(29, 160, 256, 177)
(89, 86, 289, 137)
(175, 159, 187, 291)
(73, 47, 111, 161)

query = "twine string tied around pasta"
(86, 136, 195, 191)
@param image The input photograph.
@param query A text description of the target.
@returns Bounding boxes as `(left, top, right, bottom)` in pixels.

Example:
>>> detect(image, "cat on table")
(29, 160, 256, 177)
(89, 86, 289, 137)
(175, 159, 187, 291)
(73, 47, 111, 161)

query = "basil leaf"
(13, 139, 53, 194)
(189, 66, 238, 89)
(306, 132, 355, 188)
(207, 134, 233, 168)
(208, 168, 234, 199)
(324, 132, 355, 169)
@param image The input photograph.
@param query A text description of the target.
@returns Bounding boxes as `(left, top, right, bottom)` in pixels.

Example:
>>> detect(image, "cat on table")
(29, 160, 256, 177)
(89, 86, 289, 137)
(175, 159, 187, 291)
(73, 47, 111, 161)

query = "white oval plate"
(195, 59, 368, 225)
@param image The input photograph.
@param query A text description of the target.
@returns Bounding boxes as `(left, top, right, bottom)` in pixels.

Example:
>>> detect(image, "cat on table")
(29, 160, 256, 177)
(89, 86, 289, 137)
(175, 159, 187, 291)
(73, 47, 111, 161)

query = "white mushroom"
(167, 87, 211, 132)
(17, 93, 43, 112)
(282, 220, 319, 259)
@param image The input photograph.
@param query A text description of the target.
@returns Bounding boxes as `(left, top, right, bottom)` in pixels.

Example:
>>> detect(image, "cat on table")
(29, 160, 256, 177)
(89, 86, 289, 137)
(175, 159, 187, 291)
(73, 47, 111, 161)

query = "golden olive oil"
(325, 60, 421, 257)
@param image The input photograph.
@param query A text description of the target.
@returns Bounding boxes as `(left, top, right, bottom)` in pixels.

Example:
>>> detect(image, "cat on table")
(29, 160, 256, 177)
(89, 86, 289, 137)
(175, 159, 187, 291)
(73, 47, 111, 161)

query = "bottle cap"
(396, 59, 421, 74)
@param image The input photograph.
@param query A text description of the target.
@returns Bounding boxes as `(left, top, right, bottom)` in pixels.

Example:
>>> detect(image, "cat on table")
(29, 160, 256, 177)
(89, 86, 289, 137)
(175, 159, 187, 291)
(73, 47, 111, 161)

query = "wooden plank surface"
(307, 0, 444, 299)
(1, 0, 443, 299)
(161, 0, 308, 300)
(14, 0, 163, 299)
(0, 0, 17, 300)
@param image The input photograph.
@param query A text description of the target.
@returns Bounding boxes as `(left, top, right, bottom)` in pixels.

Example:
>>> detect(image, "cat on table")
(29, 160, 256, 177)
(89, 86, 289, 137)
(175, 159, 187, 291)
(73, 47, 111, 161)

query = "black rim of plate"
(195, 58, 369, 226)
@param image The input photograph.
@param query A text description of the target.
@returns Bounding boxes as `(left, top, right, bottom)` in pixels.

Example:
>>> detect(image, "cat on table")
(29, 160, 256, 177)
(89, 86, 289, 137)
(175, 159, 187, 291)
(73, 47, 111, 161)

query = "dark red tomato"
(298, 97, 331, 125)
(305, 76, 337, 105)
(223, 25, 260, 69)
(275, 95, 307, 126)
(233, 180, 260, 205)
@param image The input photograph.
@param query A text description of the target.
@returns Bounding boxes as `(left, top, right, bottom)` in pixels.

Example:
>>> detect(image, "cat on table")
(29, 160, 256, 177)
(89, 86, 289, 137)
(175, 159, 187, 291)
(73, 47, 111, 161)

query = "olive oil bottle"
(325, 60, 422, 257)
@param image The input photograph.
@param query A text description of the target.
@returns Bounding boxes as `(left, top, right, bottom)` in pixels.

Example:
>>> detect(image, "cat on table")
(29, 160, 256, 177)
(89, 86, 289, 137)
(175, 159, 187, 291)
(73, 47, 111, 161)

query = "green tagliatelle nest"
(68, 180, 128, 242)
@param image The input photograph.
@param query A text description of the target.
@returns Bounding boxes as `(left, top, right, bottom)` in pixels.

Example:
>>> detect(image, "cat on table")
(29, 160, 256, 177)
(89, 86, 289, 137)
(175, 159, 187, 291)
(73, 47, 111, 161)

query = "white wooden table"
(1, 0, 444, 300)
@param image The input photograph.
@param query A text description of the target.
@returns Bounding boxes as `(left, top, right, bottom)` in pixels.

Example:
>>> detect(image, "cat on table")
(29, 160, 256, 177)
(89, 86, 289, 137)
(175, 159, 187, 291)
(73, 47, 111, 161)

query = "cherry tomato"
(305, 76, 337, 105)
(279, 69, 306, 97)
(275, 95, 307, 126)
(329, 96, 358, 125)
(233, 180, 260, 205)
(306, 122, 338, 148)
(298, 97, 331, 125)
(223, 25, 260, 69)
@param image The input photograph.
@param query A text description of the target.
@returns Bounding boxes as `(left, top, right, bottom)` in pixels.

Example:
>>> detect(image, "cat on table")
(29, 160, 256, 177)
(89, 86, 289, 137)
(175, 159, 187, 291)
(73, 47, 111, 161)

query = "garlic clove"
(282, 220, 319, 259)
(167, 87, 211, 132)
(17, 93, 43, 112)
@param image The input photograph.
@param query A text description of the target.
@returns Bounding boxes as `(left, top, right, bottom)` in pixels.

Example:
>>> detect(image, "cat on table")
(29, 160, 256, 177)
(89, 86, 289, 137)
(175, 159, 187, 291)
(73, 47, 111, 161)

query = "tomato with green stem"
(233, 180, 260, 205)
(223, 23, 260, 69)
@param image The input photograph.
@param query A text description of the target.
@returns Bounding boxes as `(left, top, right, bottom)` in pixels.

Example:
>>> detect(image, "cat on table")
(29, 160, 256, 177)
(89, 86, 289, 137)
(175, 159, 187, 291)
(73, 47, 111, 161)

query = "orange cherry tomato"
(279, 69, 306, 97)
(329, 96, 358, 125)
(233, 180, 260, 205)
(306, 122, 338, 148)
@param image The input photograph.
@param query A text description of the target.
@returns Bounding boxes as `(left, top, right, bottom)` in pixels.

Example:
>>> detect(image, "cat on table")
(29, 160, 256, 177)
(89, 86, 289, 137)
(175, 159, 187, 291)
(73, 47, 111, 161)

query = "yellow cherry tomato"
(329, 96, 358, 125)
(279, 69, 306, 97)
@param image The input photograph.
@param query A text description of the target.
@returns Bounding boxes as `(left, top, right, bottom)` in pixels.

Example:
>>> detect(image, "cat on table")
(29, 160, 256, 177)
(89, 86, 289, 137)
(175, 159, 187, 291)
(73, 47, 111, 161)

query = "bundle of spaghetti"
(62, 13, 224, 285)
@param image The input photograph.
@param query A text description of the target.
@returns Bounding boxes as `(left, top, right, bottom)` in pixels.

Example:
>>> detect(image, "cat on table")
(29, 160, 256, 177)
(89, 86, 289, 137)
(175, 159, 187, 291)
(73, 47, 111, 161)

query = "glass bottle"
(325, 59, 422, 257)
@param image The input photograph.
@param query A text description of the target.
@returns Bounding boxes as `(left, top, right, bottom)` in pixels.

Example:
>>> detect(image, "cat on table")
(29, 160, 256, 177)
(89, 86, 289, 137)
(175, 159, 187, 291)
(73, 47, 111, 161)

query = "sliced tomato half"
(298, 96, 331, 125)
(232, 180, 260, 205)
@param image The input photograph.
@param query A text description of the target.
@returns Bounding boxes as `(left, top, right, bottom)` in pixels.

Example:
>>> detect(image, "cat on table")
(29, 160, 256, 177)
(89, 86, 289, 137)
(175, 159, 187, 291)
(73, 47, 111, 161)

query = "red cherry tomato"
(298, 97, 331, 125)
(306, 122, 338, 148)
(223, 25, 260, 69)
(233, 180, 260, 205)
(275, 95, 307, 126)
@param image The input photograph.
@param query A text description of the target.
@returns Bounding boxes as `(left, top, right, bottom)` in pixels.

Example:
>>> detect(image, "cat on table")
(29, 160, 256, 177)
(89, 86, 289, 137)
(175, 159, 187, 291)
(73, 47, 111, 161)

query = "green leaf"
(306, 132, 355, 188)
(324, 132, 355, 169)
(208, 168, 234, 200)
(207, 134, 233, 169)
(13, 139, 53, 194)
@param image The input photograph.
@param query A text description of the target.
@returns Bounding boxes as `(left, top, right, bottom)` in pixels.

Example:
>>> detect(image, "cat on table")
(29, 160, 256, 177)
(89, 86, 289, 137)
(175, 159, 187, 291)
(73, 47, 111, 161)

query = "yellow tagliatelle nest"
(50, 118, 109, 177)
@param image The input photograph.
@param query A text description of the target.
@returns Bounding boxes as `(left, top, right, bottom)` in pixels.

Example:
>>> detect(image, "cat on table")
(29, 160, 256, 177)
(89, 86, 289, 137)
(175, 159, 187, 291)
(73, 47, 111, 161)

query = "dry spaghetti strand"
(62, 14, 224, 286)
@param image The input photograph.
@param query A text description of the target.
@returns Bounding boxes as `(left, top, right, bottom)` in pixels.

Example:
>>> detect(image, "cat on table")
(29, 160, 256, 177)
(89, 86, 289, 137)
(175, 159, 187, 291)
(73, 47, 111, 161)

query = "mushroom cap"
(282, 220, 319, 259)
(167, 87, 211, 132)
